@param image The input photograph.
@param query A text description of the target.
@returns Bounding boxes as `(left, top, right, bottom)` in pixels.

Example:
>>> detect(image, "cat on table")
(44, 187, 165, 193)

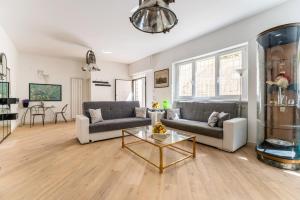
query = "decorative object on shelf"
(152, 101, 160, 109)
(22, 99, 29, 108)
(154, 69, 169, 88)
(256, 23, 300, 170)
(29, 83, 62, 101)
(82, 50, 101, 72)
(162, 99, 170, 109)
(130, 0, 178, 34)
(266, 70, 290, 105)
(92, 81, 111, 87)
(235, 68, 247, 117)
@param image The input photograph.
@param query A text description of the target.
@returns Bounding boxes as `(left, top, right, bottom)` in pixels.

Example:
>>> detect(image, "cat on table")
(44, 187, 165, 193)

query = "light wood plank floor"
(0, 122, 300, 200)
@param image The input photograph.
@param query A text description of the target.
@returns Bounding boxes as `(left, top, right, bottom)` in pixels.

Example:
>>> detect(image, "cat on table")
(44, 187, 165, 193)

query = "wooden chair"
(30, 105, 45, 127)
(54, 104, 68, 124)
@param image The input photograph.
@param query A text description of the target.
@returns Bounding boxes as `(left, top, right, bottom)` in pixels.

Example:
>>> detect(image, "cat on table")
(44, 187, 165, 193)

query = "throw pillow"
(208, 111, 219, 127)
(89, 109, 103, 124)
(217, 112, 230, 128)
(167, 109, 180, 120)
(135, 107, 147, 118)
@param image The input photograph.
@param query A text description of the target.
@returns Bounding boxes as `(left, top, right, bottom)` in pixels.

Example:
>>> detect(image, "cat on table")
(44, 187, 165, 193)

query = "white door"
(71, 78, 83, 119)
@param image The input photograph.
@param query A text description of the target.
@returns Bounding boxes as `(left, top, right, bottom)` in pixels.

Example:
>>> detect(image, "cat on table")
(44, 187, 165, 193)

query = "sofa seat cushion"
(89, 117, 151, 133)
(161, 119, 223, 139)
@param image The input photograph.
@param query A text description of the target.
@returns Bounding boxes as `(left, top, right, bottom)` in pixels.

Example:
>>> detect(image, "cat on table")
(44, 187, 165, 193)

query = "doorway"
(133, 77, 146, 107)
(115, 77, 146, 107)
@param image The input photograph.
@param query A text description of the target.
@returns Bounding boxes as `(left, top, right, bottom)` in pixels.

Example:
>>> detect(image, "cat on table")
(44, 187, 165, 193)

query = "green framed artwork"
(29, 83, 62, 101)
(0, 82, 9, 98)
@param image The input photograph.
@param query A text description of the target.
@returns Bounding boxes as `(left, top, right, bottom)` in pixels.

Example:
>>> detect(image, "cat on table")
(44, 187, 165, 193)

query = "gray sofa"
(76, 101, 151, 144)
(161, 101, 247, 152)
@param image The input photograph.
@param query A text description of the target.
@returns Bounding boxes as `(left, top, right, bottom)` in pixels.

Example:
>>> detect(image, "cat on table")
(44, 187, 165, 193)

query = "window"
(219, 51, 242, 96)
(178, 62, 193, 97)
(195, 57, 215, 97)
(174, 45, 247, 100)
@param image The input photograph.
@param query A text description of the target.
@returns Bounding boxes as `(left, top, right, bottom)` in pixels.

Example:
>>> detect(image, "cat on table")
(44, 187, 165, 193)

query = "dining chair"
(54, 104, 68, 124)
(30, 105, 45, 127)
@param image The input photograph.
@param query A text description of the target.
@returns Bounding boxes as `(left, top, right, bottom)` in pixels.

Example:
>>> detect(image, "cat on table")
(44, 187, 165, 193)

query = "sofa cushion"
(174, 101, 237, 122)
(83, 101, 140, 121)
(217, 112, 230, 128)
(89, 109, 103, 124)
(207, 111, 219, 127)
(161, 119, 223, 139)
(89, 117, 151, 133)
(166, 108, 180, 120)
(135, 107, 147, 118)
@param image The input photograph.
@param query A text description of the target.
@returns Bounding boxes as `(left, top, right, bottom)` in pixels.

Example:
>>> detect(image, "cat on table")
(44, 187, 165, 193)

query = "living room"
(0, 0, 300, 199)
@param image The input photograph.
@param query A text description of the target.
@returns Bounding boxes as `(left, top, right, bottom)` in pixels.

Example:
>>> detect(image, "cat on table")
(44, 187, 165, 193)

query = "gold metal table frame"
(122, 129, 196, 173)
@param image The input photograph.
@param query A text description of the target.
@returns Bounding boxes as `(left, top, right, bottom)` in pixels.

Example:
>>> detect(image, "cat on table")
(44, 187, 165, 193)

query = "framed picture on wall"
(154, 69, 169, 88)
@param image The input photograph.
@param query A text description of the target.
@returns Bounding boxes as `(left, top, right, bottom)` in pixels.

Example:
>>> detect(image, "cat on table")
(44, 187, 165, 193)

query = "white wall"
(129, 0, 300, 143)
(17, 53, 89, 123)
(0, 25, 19, 131)
(90, 61, 129, 101)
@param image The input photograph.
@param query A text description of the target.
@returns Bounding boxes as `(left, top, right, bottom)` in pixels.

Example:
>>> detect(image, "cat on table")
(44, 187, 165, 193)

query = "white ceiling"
(0, 0, 288, 64)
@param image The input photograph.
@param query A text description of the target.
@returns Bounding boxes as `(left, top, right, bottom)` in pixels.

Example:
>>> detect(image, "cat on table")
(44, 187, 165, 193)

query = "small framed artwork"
(154, 69, 169, 88)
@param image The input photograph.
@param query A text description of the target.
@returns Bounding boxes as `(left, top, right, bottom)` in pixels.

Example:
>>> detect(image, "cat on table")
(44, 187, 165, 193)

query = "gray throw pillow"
(89, 109, 103, 124)
(135, 107, 147, 118)
(167, 109, 180, 120)
(208, 111, 219, 127)
(217, 112, 230, 128)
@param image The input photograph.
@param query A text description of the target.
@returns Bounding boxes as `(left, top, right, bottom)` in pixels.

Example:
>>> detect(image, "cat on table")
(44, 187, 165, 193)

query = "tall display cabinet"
(0, 53, 18, 143)
(257, 23, 300, 170)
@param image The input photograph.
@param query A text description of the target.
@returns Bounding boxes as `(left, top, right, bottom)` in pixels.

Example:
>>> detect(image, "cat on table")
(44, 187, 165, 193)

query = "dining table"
(21, 105, 56, 126)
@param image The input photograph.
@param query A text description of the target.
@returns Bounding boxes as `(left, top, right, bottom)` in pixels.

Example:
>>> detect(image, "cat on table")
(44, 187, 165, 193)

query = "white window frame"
(173, 44, 248, 101)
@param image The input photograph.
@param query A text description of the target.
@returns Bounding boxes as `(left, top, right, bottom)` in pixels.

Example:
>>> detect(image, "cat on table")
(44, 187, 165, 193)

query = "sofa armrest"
(75, 115, 90, 144)
(223, 118, 247, 152)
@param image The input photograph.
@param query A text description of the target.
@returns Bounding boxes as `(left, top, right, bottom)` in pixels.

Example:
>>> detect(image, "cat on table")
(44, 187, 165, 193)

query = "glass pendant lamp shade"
(130, 0, 178, 34)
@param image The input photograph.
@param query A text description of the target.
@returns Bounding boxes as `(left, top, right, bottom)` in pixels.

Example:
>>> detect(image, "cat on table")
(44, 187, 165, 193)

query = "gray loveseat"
(161, 101, 247, 152)
(76, 101, 151, 144)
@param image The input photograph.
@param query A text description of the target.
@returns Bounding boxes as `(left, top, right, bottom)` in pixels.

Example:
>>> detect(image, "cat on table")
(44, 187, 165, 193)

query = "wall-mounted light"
(37, 70, 49, 80)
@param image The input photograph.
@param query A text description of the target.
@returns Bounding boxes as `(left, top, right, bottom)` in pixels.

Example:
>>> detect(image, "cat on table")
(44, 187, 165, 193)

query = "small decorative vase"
(22, 99, 29, 108)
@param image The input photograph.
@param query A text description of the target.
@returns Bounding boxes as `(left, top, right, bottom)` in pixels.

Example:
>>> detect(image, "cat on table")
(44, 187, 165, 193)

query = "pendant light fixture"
(130, 0, 178, 34)
(82, 50, 101, 72)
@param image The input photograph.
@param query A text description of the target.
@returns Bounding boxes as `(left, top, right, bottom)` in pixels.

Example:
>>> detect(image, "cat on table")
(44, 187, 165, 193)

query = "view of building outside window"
(178, 63, 193, 96)
(195, 57, 215, 97)
(219, 51, 242, 96)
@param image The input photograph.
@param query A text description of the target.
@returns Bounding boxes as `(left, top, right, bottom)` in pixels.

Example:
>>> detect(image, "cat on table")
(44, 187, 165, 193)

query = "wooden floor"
(0, 123, 300, 200)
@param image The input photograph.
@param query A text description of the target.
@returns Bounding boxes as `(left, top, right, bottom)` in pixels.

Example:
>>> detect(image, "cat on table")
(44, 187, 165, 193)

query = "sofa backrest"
(174, 101, 238, 122)
(83, 101, 140, 120)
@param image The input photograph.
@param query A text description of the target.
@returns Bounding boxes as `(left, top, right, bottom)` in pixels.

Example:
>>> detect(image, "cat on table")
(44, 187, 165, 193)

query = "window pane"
(219, 51, 242, 96)
(195, 57, 215, 97)
(178, 63, 193, 96)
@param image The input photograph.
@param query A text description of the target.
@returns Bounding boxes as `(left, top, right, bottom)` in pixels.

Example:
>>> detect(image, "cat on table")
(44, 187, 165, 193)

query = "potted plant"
(22, 99, 29, 108)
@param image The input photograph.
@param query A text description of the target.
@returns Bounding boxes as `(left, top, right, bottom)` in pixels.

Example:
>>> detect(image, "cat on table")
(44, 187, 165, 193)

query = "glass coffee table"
(122, 126, 196, 173)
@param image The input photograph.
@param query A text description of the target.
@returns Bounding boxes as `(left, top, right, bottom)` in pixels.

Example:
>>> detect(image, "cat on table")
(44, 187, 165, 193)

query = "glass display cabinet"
(257, 23, 300, 170)
(0, 53, 18, 143)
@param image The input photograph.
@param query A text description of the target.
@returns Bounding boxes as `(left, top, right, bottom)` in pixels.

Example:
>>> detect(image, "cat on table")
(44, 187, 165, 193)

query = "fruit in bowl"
(152, 122, 167, 134)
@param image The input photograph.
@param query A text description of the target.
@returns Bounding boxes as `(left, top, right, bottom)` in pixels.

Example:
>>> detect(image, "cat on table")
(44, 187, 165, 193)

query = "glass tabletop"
(123, 126, 194, 147)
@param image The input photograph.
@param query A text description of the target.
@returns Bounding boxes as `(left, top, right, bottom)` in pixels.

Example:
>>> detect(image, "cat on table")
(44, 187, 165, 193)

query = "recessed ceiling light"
(102, 50, 112, 54)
